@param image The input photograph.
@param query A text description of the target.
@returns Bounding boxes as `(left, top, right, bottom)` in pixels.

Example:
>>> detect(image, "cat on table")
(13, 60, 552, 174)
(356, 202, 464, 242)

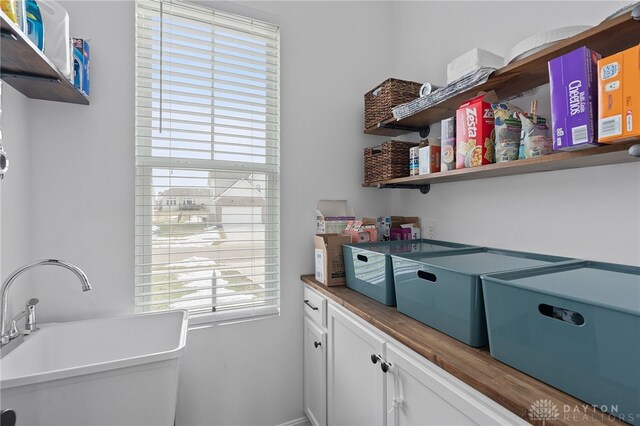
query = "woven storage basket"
(364, 78, 422, 129)
(364, 140, 419, 184)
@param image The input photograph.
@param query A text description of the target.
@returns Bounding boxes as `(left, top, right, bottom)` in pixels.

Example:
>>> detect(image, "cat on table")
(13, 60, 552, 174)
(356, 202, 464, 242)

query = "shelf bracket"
(376, 183, 431, 194)
(0, 72, 59, 83)
(377, 123, 430, 138)
(633, 3, 640, 20)
(629, 144, 640, 158)
(0, 30, 17, 41)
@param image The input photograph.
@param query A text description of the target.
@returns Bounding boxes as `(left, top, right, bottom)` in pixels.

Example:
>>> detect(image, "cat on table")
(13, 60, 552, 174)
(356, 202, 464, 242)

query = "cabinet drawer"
(304, 285, 326, 327)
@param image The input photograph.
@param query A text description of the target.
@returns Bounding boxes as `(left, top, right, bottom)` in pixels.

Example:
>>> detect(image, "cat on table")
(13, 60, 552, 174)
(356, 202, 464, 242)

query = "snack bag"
(518, 113, 553, 158)
(492, 103, 523, 163)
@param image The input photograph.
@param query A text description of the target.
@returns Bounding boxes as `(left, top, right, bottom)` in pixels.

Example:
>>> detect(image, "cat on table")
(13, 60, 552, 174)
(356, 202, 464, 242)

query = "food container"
(440, 117, 456, 171)
(343, 239, 474, 306)
(482, 261, 640, 425)
(391, 248, 572, 346)
(456, 94, 495, 169)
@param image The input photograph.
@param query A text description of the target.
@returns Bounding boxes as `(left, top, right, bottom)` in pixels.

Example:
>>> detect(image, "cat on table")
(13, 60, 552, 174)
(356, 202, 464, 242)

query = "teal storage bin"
(482, 261, 640, 425)
(391, 248, 572, 347)
(343, 239, 474, 306)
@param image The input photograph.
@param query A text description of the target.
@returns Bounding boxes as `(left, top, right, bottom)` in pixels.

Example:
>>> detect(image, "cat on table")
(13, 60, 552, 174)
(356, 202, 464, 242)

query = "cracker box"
(598, 44, 640, 143)
(549, 47, 601, 150)
(456, 94, 496, 169)
(440, 117, 456, 171)
(314, 234, 351, 286)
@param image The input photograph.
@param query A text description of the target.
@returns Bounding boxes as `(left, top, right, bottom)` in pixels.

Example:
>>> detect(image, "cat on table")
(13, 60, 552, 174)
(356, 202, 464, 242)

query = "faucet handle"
(8, 320, 19, 339)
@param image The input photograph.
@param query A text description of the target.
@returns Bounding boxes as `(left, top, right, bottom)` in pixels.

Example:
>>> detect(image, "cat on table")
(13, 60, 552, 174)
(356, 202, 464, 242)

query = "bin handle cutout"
(417, 270, 437, 283)
(357, 254, 368, 262)
(538, 304, 585, 326)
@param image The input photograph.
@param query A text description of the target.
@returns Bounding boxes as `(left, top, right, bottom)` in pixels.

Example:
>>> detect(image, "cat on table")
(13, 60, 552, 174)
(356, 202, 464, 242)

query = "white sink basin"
(1, 310, 188, 426)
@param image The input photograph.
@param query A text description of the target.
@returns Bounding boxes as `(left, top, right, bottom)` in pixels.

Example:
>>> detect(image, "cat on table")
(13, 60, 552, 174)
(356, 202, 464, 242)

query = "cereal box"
(440, 117, 456, 171)
(598, 44, 640, 143)
(456, 94, 496, 169)
(549, 47, 601, 150)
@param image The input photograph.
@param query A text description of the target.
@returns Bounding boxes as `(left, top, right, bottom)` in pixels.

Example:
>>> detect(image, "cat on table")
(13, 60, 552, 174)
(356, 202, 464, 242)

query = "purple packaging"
(548, 47, 601, 151)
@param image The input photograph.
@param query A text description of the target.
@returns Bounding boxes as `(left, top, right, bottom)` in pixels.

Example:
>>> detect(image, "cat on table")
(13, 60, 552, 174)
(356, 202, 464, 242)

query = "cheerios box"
(548, 46, 601, 150)
(456, 92, 497, 169)
(598, 44, 640, 143)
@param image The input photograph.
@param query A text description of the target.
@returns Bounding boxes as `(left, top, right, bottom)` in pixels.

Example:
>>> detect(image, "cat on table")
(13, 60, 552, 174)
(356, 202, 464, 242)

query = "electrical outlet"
(425, 221, 438, 240)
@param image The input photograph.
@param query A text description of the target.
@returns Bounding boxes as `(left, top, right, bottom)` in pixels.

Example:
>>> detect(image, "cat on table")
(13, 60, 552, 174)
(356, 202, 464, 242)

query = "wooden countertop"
(301, 275, 626, 426)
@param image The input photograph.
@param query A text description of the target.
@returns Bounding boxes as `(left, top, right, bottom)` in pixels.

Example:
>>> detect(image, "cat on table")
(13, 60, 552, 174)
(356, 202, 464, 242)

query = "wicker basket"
(364, 140, 419, 184)
(364, 78, 422, 129)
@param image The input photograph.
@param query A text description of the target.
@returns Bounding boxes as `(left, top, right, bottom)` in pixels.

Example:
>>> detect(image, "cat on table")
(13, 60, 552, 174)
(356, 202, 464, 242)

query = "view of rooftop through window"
(135, 0, 280, 321)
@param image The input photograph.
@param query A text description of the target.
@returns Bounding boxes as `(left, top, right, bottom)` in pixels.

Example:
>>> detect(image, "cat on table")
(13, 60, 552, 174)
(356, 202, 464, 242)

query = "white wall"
(3, 1, 394, 425)
(1, 84, 33, 321)
(389, 1, 640, 265)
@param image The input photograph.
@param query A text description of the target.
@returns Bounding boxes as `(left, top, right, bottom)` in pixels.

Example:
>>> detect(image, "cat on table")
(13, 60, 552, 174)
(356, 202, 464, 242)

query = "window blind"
(134, 0, 280, 323)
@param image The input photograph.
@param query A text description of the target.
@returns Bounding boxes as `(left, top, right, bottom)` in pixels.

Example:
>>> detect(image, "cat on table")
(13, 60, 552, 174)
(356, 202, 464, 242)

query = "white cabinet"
(384, 343, 528, 426)
(304, 283, 528, 426)
(304, 317, 327, 426)
(327, 304, 387, 425)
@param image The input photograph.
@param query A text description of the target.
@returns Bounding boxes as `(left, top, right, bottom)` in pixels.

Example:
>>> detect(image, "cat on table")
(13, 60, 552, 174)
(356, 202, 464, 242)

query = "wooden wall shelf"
(363, 140, 640, 188)
(0, 10, 89, 105)
(364, 6, 640, 136)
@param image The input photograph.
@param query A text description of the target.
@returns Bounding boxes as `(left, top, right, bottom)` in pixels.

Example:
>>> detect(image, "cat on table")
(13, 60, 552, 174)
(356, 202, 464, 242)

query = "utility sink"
(0, 310, 188, 426)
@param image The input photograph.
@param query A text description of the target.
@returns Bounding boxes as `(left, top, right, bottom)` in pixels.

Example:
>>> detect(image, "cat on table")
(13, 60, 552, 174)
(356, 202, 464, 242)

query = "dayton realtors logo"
(529, 399, 560, 425)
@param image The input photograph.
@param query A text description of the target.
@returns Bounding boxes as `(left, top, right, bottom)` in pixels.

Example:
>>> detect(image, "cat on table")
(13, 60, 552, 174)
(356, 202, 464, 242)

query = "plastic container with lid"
(391, 247, 572, 346)
(343, 239, 476, 306)
(482, 261, 640, 425)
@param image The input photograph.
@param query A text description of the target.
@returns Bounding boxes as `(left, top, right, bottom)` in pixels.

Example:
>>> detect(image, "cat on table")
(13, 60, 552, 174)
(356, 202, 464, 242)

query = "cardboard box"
(549, 47, 601, 150)
(440, 117, 456, 171)
(598, 44, 640, 143)
(419, 139, 441, 174)
(314, 234, 351, 286)
(343, 219, 377, 243)
(316, 200, 355, 234)
(376, 216, 420, 241)
(73, 38, 90, 96)
(456, 93, 496, 169)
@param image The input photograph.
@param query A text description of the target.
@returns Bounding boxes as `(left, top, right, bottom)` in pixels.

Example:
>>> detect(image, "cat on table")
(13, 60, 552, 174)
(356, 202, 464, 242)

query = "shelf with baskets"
(0, 10, 89, 105)
(363, 6, 640, 136)
(362, 139, 640, 191)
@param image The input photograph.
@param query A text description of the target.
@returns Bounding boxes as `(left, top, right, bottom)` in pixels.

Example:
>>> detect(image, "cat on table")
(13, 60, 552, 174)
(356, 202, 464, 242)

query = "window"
(135, 0, 280, 323)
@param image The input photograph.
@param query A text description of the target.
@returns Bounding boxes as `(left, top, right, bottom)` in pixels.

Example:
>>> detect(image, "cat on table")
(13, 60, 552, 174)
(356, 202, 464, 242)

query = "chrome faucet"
(0, 259, 92, 346)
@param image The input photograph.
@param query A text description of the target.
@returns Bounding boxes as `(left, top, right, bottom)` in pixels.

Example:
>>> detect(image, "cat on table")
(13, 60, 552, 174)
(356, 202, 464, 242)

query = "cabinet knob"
(381, 362, 390, 373)
(314, 341, 321, 348)
(371, 353, 380, 364)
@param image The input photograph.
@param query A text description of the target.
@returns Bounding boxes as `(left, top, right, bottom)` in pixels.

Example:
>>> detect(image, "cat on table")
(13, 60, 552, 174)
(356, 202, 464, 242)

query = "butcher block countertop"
(301, 275, 627, 426)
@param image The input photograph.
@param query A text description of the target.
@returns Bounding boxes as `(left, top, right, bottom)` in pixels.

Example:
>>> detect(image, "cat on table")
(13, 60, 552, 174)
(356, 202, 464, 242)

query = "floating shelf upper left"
(0, 10, 89, 105)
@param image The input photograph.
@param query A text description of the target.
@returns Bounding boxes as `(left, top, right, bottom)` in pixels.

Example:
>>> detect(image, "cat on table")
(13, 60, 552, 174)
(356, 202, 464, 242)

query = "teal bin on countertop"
(482, 261, 640, 425)
(343, 239, 475, 306)
(391, 248, 573, 347)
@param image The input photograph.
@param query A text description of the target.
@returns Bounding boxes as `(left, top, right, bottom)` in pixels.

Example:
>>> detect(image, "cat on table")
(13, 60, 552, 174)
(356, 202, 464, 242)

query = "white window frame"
(134, 0, 280, 325)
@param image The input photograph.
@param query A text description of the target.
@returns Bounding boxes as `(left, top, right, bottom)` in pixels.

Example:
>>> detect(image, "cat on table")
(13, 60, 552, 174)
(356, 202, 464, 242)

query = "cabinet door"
(327, 305, 386, 426)
(304, 317, 327, 426)
(385, 344, 528, 426)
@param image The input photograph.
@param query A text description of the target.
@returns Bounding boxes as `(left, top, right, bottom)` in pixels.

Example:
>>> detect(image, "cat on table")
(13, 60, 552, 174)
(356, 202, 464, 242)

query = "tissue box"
(314, 234, 352, 286)
(549, 47, 601, 150)
(73, 38, 90, 96)
(598, 44, 640, 143)
(447, 48, 504, 84)
(316, 200, 355, 234)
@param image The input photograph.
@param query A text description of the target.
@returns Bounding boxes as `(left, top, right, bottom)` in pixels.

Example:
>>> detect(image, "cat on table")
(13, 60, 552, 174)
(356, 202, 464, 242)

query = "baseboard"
(276, 416, 310, 426)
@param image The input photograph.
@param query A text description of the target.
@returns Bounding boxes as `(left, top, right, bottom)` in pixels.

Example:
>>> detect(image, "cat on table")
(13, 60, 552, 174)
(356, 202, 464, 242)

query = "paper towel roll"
(419, 82, 440, 97)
